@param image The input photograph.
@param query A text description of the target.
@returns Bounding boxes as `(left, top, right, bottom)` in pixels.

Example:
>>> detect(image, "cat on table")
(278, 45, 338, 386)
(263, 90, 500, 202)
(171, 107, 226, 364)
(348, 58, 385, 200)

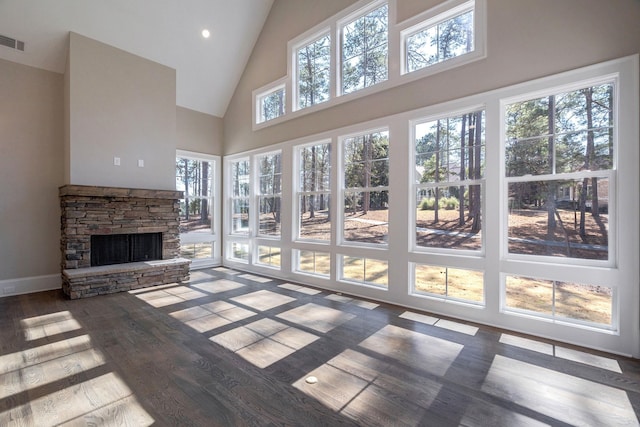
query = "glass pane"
(505, 275, 553, 315)
(298, 34, 331, 109)
(344, 132, 389, 189)
(344, 191, 388, 245)
(343, 256, 365, 282)
(298, 250, 315, 274)
(508, 178, 608, 260)
(446, 268, 483, 302)
(231, 199, 249, 234)
(315, 252, 331, 276)
(342, 4, 388, 94)
(260, 87, 285, 122)
(258, 246, 281, 268)
(415, 111, 484, 183)
(415, 185, 482, 251)
(555, 282, 612, 325)
(258, 196, 281, 237)
(406, 9, 474, 72)
(414, 265, 446, 295)
(231, 160, 250, 197)
(556, 129, 613, 173)
(299, 194, 331, 241)
(180, 242, 213, 260)
(230, 242, 249, 261)
(364, 258, 388, 288)
(299, 143, 331, 192)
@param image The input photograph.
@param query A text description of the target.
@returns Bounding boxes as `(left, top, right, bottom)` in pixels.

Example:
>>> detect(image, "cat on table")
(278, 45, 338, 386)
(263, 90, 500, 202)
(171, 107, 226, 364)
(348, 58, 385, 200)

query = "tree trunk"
(363, 136, 371, 214)
(310, 145, 316, 218)
(546, 95, 557, 232)
(459, 114, 467, 226)
(471, 111, 482, 232)
(183, 158, 190, 220)
(200, 161, 209, 225)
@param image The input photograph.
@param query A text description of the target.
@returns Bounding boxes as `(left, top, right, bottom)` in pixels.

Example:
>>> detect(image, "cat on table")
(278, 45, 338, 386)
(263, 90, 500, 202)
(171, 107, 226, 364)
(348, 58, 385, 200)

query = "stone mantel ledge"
(63, 258, 191, 279)
(59, 184, 183, 200)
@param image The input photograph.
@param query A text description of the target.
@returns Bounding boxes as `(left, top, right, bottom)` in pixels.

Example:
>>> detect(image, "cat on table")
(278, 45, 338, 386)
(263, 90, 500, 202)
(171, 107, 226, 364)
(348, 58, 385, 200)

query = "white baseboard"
(0, 274, 60, 297)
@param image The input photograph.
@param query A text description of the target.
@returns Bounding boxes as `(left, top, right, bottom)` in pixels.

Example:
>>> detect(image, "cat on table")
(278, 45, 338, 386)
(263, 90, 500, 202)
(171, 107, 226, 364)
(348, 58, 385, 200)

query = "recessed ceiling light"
(201, 29, 210, 39)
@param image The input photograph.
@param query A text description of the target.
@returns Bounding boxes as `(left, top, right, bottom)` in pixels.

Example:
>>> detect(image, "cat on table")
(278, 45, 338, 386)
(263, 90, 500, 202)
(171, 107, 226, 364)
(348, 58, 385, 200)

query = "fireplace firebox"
(91, 232, 163, 266)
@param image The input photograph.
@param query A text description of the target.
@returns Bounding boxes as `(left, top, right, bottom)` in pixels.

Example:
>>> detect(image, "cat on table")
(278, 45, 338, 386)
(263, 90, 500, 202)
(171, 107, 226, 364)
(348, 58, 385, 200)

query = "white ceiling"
(0, 0, 274, 117)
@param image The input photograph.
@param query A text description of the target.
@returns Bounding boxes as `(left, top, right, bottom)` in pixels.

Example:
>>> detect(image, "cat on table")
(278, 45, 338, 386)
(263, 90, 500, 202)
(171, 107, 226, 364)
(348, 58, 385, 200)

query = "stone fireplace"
(59, 185, 190, 299)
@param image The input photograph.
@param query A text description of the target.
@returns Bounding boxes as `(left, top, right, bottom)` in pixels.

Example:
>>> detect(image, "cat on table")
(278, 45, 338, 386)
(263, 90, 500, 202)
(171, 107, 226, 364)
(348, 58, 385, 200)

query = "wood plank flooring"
(1, 267, 640, 426)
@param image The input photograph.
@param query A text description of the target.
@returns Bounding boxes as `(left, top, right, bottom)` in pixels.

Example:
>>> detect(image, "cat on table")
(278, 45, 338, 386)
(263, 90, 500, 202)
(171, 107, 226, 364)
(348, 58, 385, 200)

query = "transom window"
(257, 85, 285, 123)
(404, 1, 475, 73)
(296, 34, 331, 109)
(341, 2, 389, 95)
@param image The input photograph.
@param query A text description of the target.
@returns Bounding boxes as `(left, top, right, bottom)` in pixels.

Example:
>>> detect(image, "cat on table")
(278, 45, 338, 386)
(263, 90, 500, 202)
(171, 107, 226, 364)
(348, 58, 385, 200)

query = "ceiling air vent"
(0, 34, 25, 51)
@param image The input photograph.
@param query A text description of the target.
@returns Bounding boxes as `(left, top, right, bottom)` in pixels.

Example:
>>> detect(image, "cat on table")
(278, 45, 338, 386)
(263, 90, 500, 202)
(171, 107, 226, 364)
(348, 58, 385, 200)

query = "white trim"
(0, 274, 60, 297)
(227, 55, 639, 357)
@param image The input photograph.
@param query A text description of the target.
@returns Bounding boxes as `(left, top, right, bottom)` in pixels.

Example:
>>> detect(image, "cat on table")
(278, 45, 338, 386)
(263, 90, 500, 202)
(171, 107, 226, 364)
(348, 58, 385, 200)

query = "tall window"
(257, 152, 282, 237)
(341, 2, 388, 95)
(413, 110, 485, 251)
(404, 1, 475, 73)
(504, 82, 614, 261)
(230, 159, 250, 235)
(341, 130, 389, 245)
(175, 153, 219, 264)
(296, 142, 331, 241)
(257, 85, 286, 123)
(297, 34, 331, 110)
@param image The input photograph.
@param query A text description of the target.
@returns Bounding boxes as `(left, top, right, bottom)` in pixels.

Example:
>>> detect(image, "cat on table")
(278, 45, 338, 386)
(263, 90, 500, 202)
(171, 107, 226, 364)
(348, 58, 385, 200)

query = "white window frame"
(338, 127, 390, 248)
(293, 139, 332, 244)
(399, 0, 483, 76)
(337, 0, 389, 97)
(253, 78, 287, 125)
(292, 30, 333, 112)
(409, 106, 486, 256)
(175, 150, 221, 269)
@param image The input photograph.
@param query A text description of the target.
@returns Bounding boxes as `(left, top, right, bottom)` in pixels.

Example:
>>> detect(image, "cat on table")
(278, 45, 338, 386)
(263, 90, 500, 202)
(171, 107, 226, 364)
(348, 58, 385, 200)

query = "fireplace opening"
(91, 233, 162, 267)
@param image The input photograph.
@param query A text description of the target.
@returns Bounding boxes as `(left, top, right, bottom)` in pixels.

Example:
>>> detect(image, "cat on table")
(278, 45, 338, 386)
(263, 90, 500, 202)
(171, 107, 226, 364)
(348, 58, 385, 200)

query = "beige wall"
(176, 106, 223, 155)
(223, 0, 640, 155)
(0, 59, 64, 281)
(67, 32, 177, 190)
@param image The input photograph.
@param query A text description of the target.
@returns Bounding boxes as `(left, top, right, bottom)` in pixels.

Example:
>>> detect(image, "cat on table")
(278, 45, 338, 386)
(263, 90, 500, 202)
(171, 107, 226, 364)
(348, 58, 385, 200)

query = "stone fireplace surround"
(59, 185, 190, 299)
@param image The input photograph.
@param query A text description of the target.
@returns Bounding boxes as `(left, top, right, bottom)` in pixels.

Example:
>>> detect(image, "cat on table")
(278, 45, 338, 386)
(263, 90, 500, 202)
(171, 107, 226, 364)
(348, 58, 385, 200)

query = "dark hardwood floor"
(1, 267, 640, 426)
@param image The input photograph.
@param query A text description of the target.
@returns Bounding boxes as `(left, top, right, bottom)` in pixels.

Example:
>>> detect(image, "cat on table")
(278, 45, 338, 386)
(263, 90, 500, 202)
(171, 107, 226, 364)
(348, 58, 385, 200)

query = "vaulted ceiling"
(0, 0, 274, 117)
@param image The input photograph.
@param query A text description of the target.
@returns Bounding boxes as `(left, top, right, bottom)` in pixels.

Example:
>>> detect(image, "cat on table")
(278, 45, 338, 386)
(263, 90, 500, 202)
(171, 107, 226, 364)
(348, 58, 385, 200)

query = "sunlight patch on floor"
(192, 279, 245, 294)
(170, 301, 256, 333)
(359, 325, 463, 376)
(278, 283, 322, 295)
(482, 354, 635, 426)
(20, 311, 82, 341)
(0, 372, 154, 426)
(231, 290, 296, 311)
(210, 318, 318, 368)
(237, 273, 272, 283)
(499, 333, 622, 373)
(133, 286, 207, 307)
(325, 293, 380, 310)
(293, 349, 437, 425)
(277, 303, 356, 333)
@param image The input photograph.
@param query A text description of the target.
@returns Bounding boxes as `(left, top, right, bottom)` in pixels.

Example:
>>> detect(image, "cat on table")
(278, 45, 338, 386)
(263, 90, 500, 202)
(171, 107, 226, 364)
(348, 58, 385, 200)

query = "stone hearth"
(59, 185, 190, 299)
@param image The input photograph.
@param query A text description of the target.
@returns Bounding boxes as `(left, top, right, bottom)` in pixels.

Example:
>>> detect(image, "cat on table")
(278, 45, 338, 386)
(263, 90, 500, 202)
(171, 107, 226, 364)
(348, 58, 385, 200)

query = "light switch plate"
(138, 159, 144, 167)
(114, 157, 121, 166)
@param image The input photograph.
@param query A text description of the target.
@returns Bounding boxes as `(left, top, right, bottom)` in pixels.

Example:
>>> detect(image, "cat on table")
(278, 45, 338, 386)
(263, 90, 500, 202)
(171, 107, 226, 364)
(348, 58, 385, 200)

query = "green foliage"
(419, 196, 459, 210)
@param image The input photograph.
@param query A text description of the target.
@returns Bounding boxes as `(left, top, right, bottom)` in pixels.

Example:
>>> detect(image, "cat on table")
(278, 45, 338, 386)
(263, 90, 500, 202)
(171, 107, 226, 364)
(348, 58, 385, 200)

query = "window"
(175, 152, 220, 265)
(341, 255, 388, 288)
(257, 152, 283, 237)
(257, 85, 285, 123)
(229, 242, 249, 263)
(257, 245, 281, 268)
(296, 34, 331, 109)
(296, 141, 332, 241)
(341, 2, 388, 95)
(413, 264, 484, 304)
(296, 250, 331, 277)
(504, 82, 614, 261)
(341, 130, 389, 245)
(413, 110, 484, 251)
(504, 275, 613, 327)
(404, 1, 475, 73)
(230, 159, 250, 235)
